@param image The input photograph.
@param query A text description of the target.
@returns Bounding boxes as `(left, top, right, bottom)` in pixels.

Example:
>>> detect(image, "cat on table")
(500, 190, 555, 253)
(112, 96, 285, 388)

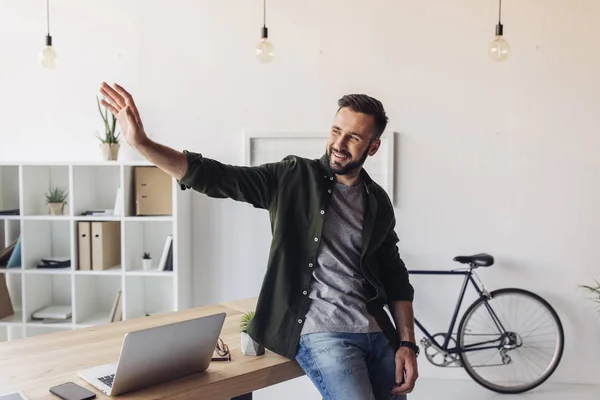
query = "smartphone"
(49, 382, 96, 400)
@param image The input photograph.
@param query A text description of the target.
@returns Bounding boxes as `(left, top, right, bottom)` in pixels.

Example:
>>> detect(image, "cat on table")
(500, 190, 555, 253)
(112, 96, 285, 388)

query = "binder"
(134, 167, 173, 216)
(78, 222, 92, 270)
(91, 221, 121, 270)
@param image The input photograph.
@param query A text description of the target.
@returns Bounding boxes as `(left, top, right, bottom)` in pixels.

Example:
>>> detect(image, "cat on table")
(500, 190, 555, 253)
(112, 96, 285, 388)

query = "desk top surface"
(0, 297, 304, 399)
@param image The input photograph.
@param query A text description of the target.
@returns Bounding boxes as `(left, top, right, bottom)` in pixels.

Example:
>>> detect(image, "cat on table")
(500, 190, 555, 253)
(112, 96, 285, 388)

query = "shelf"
(0, 326, 24, 342)
(74, 275, 121, 326)
(125, 270, 173, 277)
(21, 219, 71, 270)
(124, 219, 172, 272)
(73, 215, 121, 221)
(0, 160, 192, 343)
(22, 215, 71, 221)
(1, 273, 22, 324)
(23, 273, 72, 324)
(21, 165, 70, 216)
(0, 310, 23, 325)
(25, 321, 73, 329)
(125, 275, 174, 320)
(74, 267, 122, 276)
(0, 166, 20, 215)
(0, 218, 21, 268)
(124, 216, 173, 222)
(123, 165, 174, 218)
(0, 268, 22, 274)
(72, 165, 121, 217)
(0, 216, 20, 221)
(24, 269, 71, 275)
(76, 312, 112, 327)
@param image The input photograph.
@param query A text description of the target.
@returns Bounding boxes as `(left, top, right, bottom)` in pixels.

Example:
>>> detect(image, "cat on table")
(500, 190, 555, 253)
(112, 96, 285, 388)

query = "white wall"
(1, 0, 599, 394)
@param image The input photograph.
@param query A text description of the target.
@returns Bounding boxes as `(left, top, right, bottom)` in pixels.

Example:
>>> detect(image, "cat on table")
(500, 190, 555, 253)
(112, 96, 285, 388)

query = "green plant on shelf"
(45, 186, 68, 215)
(95, 95, 120, 144)
(143, 252, 151, 259)
(44, 186, 68, 204)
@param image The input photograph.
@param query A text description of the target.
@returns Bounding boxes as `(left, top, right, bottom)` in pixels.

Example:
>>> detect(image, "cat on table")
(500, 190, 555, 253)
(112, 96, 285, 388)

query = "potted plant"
(142, 252, 152, 270)
(44, 186, 68, 215)
(95, 95, 120, 161)
(240, 310, 264, 356)
(580, 279, 600, 314)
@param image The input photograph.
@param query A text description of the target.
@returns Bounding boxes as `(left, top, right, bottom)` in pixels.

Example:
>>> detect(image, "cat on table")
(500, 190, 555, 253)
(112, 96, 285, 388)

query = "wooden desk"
(0, 297, 305, 399)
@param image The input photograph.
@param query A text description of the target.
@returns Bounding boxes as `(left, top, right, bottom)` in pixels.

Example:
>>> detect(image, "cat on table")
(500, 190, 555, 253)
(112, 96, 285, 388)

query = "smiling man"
(99, 82, 419, 400)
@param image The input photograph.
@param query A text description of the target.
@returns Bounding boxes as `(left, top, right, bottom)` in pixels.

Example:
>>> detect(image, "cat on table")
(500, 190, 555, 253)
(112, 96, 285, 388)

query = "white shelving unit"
(0, 161, 193, 342)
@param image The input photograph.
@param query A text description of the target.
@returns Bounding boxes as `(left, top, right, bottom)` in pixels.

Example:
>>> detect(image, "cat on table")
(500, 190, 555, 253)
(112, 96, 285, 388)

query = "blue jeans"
(295, 332, 408, 400)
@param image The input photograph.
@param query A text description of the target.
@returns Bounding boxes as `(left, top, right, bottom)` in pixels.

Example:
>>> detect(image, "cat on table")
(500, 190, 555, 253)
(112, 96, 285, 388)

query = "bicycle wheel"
(457, 288, 564, 394)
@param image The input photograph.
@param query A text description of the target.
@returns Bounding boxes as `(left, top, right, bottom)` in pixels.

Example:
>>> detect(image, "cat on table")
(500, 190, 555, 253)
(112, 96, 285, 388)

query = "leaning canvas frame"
(244, 130, 395, 204)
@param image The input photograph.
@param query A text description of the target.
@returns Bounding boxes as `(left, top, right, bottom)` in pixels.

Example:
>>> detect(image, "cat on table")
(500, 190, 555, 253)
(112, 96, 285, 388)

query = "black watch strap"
(398, 341, 420, 357)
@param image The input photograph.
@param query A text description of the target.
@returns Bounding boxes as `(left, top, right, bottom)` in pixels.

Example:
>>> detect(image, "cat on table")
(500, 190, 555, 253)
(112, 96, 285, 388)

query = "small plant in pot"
(44, 186, 68, 215)
(240, 310, 264, 356)
(95, 95, 120, 161)
(142, 252, 152, 270)
(580, 279, 600, 315)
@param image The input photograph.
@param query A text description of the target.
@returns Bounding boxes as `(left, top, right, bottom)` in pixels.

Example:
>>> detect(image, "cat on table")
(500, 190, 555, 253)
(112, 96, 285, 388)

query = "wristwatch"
(398, 341, 420, 357)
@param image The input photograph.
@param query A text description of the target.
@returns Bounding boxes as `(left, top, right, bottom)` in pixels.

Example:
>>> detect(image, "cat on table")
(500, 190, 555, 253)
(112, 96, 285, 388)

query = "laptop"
(78, 312, 226, 396)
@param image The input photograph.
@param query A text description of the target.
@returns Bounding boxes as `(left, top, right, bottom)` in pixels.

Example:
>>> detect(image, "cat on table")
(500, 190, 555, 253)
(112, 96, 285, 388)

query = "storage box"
(91, 221, 121, 270)
(134, 167, 173, 216)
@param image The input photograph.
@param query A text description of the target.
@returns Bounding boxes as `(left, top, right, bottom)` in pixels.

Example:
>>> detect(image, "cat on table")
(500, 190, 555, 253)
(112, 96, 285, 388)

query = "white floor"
(255, 376, 600, 400)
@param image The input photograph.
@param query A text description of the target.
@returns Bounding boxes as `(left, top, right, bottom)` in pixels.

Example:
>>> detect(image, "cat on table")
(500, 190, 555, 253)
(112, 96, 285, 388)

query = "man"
(99, 82, 419, 400)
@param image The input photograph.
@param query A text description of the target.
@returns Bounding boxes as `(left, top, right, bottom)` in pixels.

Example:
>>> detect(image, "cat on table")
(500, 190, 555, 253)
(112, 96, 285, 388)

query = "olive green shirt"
(178, 150, 415, 359)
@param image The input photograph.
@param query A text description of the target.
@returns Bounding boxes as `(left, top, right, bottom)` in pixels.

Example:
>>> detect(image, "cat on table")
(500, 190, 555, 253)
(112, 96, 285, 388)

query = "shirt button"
(314, 237, 319, 242)
(309, 263, 313, 267)
(328, 189, 332, 193)
(303, 290, 308, 295)
(330, 177, 334, 180)
(320, 210, 325, 215)
(298, 319, 303, 324)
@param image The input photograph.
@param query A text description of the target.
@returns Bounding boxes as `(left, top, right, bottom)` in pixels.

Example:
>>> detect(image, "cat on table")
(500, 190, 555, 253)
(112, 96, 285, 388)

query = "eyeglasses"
(212, 338, 231, 361)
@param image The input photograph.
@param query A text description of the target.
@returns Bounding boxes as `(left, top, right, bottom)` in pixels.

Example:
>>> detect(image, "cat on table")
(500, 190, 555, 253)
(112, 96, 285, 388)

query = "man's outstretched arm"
(100, 82, 188, 180)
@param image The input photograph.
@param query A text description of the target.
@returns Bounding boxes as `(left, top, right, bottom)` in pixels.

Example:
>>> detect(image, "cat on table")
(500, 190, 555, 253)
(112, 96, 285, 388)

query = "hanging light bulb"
(489, 0, 509, 62)
(39, 35, 58, 68)
(39, 0, 58, 68)
(255, 0, 274, 63)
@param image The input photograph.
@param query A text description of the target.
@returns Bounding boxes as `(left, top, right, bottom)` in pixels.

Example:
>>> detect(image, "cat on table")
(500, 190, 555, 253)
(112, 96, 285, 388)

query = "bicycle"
(408, 253, 564, 394)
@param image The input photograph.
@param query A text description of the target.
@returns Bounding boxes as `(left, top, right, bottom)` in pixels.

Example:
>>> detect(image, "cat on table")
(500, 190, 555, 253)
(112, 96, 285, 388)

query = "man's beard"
(327, 145, 370, 176)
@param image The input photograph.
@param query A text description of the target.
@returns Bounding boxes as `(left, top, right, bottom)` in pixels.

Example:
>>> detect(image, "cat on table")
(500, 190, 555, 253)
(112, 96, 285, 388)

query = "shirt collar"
(318, 152, 375, 195)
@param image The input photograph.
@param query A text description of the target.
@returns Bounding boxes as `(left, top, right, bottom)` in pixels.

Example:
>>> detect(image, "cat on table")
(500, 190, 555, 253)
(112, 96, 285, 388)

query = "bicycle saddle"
(453, 253, 494, 267)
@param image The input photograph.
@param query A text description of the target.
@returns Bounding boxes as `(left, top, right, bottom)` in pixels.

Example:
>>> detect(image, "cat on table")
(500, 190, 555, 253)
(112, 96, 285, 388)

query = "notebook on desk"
(78, 312, 226, 397)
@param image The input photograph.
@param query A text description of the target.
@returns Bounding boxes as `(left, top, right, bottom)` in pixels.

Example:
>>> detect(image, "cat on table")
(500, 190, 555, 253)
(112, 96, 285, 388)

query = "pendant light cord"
(263, 0, 266, 27)
(498, 0, 502, 23)
(46, 0, 50, 35)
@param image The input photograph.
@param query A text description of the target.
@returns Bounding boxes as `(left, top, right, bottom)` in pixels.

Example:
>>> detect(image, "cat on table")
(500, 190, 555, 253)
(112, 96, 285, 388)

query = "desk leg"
(232, 394, 252, 400)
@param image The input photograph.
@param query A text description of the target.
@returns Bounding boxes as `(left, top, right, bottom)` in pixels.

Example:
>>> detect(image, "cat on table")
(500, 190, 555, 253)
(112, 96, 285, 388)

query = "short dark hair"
(337, 94, 388, 139)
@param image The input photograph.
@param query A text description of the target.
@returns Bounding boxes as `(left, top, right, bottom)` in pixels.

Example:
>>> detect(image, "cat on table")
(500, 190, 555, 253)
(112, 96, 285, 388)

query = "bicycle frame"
(408, 268, 508, 355)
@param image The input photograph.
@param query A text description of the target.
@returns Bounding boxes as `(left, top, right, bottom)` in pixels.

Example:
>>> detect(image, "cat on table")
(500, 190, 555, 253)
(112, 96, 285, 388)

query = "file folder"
(78, 222, 91, 270)
(91, 221, 121, 270)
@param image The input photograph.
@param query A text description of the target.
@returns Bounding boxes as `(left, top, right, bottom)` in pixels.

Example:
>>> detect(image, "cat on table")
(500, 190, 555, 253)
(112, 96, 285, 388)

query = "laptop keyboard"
(98, 374, 115, 387)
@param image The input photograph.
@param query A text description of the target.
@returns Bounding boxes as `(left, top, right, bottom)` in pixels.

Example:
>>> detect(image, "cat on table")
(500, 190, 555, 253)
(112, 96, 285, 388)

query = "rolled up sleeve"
(177, 150, 282, 210)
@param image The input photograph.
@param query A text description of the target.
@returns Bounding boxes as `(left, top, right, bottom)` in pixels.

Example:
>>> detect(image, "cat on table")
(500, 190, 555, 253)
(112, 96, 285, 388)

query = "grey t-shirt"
(301, 181, 382, 335)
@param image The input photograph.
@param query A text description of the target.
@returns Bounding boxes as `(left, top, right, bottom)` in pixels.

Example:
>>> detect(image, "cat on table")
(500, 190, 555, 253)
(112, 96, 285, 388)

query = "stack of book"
(31, 305, 72, 324)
